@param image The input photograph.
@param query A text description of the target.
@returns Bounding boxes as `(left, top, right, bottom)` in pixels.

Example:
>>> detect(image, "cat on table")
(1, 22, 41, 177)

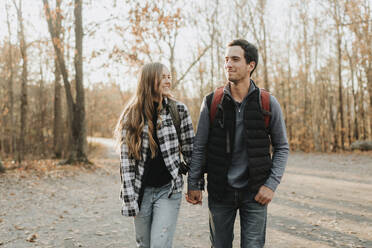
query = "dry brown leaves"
(0, 142, 109, 179)
(0, 159, 98, 180)
(26, 233, 37, 242)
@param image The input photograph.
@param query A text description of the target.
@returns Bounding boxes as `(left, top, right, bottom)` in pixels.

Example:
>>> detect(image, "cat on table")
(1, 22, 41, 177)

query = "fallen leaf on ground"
(26, 233, 37, 242)
(14, 224, 25, 230)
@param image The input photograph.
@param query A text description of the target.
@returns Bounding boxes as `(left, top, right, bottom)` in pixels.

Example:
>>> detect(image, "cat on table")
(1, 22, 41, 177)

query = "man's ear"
(249, 61, 256, 70)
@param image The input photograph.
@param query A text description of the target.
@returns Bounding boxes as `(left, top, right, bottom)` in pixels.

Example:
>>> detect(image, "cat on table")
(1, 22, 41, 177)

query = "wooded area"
(0, 0, 371, 167)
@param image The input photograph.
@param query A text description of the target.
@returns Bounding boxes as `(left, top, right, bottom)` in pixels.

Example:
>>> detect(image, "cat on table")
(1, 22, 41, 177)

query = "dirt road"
(1, 137, 371, 247)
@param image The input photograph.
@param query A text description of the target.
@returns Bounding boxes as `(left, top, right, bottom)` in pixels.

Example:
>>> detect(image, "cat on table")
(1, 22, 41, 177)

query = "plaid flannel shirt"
(120, 98, 194, 217)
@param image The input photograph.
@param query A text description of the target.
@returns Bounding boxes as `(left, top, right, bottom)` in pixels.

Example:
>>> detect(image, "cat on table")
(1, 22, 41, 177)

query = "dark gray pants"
(208, 190, 267, 248)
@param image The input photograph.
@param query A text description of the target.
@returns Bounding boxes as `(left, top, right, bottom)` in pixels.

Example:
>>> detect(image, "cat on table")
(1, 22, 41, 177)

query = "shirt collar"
(224, 79, 258, 100)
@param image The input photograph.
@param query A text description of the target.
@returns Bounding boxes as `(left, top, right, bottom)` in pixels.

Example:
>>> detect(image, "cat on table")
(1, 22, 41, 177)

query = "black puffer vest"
(206, 88, 272, 199)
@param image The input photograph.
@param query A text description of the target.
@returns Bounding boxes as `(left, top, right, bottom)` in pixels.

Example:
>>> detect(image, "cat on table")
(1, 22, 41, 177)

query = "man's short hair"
(227, 39, 259, 75)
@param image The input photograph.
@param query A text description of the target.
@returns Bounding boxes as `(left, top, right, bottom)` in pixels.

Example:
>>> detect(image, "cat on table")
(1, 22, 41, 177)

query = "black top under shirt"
(143, 102, 172, 187)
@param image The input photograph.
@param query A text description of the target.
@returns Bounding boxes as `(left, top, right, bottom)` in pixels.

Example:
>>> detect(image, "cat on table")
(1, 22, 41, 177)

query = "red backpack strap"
(260, 88, 271, 129)
(209, 86, 225, 123)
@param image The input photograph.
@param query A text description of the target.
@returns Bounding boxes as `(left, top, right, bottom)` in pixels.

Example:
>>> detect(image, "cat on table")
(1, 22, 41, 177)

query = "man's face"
(224, 46, 254, 84)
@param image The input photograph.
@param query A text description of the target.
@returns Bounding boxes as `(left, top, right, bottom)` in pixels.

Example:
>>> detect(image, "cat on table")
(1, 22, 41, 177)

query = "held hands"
(254, 185, 274, 205)
(185, 190, 202, 205)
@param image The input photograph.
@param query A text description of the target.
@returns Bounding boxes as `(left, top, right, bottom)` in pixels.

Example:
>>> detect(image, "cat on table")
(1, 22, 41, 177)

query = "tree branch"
(173, 44, 211, 88)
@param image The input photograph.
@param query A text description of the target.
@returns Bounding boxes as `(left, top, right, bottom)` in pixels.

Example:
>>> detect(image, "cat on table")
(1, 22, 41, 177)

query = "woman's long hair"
(114, 62, 165, 160)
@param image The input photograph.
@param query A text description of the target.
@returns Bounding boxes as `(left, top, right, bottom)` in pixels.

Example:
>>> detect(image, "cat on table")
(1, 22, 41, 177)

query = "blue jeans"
(134, 183, 182, 248)
(208, 190, 267, 248)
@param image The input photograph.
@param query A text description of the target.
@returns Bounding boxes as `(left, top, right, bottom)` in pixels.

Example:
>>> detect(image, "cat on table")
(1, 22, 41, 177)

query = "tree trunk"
(321, 81, 328, 152)
(259, 0, 269, 91)
(331, 0, 345, 150)
(0, 158, 5, 173)
(358, 72, 367, 139)
(367, 67, 372, 138)
(168, 32, 177, 89)
(346, 47, 359, 140)
(301, 5, 310, 151)
(38, 55, 46, 156)
(336, 28, 345, 150)
(54, 63, 63, 158)
(71, 0, 88, 162)
(43, 0, 89, 163)
(286, 40, 293, 142)
(14, 0, 28, 163)
(53, 0, 63, 158)
(209, 33, 214, 92)
(6, 3, 15, 155)
(329, 86, 338, 152)
(346, 83, 352, 147)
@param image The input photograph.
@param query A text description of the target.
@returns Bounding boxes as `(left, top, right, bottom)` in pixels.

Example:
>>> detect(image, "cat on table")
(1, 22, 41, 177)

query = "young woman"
(114, 62, 194, 247)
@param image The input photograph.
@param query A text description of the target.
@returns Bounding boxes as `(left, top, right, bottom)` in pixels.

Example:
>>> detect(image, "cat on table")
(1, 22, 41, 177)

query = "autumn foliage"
(0, 0, 371, 165)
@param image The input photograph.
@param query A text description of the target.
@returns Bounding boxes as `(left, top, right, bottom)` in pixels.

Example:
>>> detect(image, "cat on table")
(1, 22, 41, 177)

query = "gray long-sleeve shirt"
(188, 82, 289, 192)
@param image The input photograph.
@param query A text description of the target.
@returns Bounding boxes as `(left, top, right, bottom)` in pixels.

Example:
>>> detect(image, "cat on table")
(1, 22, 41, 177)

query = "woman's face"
(156, 66, 172, 97)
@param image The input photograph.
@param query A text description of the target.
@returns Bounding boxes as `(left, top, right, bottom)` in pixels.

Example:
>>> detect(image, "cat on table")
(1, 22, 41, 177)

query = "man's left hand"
(254, 185, 274, 205)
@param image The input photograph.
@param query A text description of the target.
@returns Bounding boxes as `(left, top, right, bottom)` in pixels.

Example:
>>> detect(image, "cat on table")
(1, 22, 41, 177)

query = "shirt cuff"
(264, 176, 280, 192)
(187, 178, 204, 191)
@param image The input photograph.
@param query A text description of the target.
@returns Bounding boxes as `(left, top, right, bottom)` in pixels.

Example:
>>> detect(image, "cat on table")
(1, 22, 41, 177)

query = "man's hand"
(254, 185, 274, 205)
(186, 190, 202, 205)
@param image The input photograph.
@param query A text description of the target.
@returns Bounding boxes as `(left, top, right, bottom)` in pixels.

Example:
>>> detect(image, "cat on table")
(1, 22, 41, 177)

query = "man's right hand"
(186, 190, 202, 205)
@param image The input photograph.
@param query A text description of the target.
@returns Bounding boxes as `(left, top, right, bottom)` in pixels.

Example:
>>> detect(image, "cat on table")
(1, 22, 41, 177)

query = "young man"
(187, 39, 289, 248)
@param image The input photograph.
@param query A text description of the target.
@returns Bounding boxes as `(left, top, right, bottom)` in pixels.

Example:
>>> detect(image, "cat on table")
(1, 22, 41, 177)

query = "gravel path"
(1, 138, 371, 248)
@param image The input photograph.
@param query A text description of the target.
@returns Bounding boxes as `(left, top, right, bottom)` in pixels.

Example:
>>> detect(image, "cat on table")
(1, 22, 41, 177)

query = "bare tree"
(207, 0, 219, 91)
(189, 0, 221, 92)
(37, 46, 46, 155)
(292, 0, 313, 151)
(43, 0, 88, 163)
(345, 0, 372, 139)
(72, 0, 87, 162)
(328, 80, 339, 152)
(245, 0, 270, 90)
(53, 0, 63, 158)
(345, 45, 359, 140)
(5, 2, 15, 155)
(13, 0, 28, 163)
(330, 0, 346, 150)
(122, 0, 210, 89)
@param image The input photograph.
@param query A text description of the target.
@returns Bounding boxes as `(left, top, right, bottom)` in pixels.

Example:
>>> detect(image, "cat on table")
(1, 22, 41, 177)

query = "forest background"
(0, 0, 371, 166)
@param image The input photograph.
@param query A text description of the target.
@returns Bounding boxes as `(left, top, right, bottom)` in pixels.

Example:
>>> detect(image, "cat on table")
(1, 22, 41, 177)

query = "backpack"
(207, 86, 271, 129)
(167, 99, 189, 175)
